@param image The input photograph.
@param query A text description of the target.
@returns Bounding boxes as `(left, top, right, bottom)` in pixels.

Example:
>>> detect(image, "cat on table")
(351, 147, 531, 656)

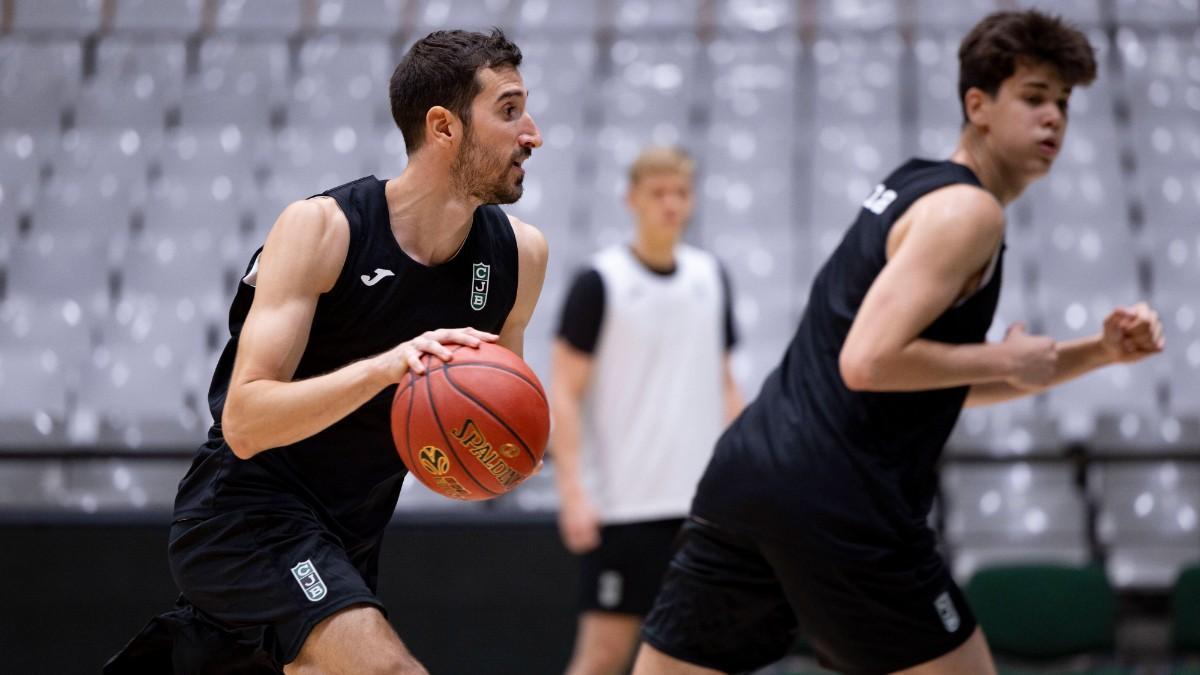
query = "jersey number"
(863, 184, 898, 215)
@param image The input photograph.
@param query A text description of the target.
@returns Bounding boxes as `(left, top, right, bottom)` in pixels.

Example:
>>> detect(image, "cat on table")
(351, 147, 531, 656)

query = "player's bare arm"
(222, 198, 494, 459)
(840, 184, 1056, 392)
(495, 214, 549, 357)
(965, 302, 1165, 407)
(722, 355, 744, 423)
(550, 339, 601, 553)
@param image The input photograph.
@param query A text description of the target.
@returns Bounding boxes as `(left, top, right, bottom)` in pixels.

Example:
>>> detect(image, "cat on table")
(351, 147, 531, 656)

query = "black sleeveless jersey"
(174, 176, 519, 544)
(693, 159, 1002, 552)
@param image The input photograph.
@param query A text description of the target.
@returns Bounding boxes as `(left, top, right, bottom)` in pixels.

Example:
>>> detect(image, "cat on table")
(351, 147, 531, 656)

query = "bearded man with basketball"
(551, 146, 743, 675)
(106, 29, 546, 674)
(633, 11, 1165, 675)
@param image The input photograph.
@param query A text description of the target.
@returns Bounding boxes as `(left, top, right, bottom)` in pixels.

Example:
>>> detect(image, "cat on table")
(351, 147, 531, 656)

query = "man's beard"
(451, 129, 527, 205)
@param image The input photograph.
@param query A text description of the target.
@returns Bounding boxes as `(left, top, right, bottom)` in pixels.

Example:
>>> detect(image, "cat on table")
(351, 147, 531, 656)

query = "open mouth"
(1038, 139, 1059, 156)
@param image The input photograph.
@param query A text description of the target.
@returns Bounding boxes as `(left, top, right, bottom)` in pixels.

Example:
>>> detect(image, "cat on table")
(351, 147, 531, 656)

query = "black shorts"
(578, 518, 684, 616)
(641, 517, 977, 675)
(107, 508, 387, 672)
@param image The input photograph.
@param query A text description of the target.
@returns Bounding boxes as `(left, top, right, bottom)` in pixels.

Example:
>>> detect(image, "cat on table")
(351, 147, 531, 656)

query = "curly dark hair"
(958, 10, 1097, 123)
(389, 28, 523, 154)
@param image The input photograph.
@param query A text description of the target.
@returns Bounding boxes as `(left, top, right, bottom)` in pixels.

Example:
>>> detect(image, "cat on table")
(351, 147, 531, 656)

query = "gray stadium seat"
(272, 126, 371, 190)
(612, 0, 700, 32)
(0, 460, 68, 510)
(10, 0, 103, 36)
(181, 38, 290, 129)
(914, 0, 999, 28)
(1158, 298, 1200, 421)
(1015, 0, 1105, 24)
(213, 0, 307, 36)
(1092, 462, 1200, 589)
(714, 0, 797, 34)
(818, 0, 899, 31)
(292, 37, 393, 130)
(707, 37, 800, 129)
(31, 170, 138, 243)
(0, 128, 49, 216)
(1040, 291, 1160, 443)
(1114, 0, 1200, 24)
(86, 38, 187, 125)
(109, 0, 206, 34)
(119, 231, 236, 320)
(160, 125, 261, 181)
(415, 0, 517, 32)
(312, 0, 406, 35)
(943, 463, 1090, 581)
(912, 30, 962, 156)
(5, 232, 115, 318)
(76, 318, 209, 449)
(0, 348, 71, 447)
(512, 0, 602, 32)
(0, 300, 91, 447)
(0, 39, 82, 128)
(53, 459, 189, 511)
(50, 128, 158, 192)
(602, 36, 699, 131)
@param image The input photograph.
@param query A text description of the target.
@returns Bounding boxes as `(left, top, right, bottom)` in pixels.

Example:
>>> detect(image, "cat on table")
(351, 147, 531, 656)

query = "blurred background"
(0, 0, 1197, 673)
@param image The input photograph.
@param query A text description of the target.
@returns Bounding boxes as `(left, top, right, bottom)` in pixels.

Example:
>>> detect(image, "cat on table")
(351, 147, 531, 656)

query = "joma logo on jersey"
(418, 446, 451, 476)
(291, 559, 327, 602)
(470, 262, 490, 310)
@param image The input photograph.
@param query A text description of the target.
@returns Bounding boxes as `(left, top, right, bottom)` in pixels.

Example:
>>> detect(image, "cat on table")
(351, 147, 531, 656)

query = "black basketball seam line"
(441, 362, 547, 404)
(441, 366, 540, 467)
(426, 367, 502, 497)
(402, 375, 419, 483)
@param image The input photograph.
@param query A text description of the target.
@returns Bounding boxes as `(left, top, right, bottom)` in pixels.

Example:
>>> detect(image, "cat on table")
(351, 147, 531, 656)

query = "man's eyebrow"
(496, 88, 528, 103)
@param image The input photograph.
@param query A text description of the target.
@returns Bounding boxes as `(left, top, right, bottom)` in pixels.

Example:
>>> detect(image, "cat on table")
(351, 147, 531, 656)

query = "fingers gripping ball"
(392, 342, 550, 501)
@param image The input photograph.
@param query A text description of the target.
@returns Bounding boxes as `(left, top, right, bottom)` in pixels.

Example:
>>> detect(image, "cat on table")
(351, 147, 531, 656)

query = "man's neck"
(385, 160, 481, 266)
(631, 231, 677, 272)
(950, 130, 1030, 206)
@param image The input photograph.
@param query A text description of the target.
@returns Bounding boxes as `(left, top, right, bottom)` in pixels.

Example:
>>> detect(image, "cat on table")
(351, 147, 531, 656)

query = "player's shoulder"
(268, 197, 349, 250)
(912, 182, 1004, 235)
(260, 197, 350, 291)
(504, 212, 548, 266)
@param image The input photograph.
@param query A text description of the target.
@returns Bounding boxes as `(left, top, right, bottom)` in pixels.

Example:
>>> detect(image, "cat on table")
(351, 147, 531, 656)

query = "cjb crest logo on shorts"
(291, 559, 327, 602)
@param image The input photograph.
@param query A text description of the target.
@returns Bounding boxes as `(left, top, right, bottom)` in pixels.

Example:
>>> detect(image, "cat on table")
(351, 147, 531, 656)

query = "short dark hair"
(958, 10, 1097, 123)
(389, 28, 523, 154)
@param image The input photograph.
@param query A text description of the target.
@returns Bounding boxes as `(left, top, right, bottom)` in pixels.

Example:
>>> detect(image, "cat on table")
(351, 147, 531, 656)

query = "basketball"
(391, 342, 550, 501)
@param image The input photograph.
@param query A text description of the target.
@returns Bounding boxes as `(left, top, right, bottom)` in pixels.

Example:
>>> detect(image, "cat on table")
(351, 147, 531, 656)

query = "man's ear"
(963, 87, 992, 129)
(425, 105, 459, 148)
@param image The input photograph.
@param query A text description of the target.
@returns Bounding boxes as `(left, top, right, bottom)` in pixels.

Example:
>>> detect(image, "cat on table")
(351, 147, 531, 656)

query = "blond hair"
(628, 146, 694, 187)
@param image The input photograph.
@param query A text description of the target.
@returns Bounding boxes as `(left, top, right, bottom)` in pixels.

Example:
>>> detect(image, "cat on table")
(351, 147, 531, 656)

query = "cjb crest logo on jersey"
(471, 262, 490, 310)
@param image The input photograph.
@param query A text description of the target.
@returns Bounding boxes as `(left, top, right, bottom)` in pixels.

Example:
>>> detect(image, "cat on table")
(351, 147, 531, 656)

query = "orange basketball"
(391, 342, 550, 501)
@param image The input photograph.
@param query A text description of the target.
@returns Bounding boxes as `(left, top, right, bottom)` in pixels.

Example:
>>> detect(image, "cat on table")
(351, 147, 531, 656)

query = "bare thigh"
(630, 641, 724, 675)
(892, 627, 997, 675)
(565, 611, 642, 675)
(284, 604, 427, 675)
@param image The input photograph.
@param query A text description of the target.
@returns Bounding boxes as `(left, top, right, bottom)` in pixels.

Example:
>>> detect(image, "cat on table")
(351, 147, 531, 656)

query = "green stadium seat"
(966, 563, 1130, 674)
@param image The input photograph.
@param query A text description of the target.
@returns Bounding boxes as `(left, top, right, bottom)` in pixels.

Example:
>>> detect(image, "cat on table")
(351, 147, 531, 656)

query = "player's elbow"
(839, 346, 880, 392)
(221, 405, 261, 460)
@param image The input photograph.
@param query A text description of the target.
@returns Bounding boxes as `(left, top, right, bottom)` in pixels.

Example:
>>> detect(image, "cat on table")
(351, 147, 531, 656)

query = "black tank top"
(693, 159, 1002, 552)
(174, 176, 519, 544)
